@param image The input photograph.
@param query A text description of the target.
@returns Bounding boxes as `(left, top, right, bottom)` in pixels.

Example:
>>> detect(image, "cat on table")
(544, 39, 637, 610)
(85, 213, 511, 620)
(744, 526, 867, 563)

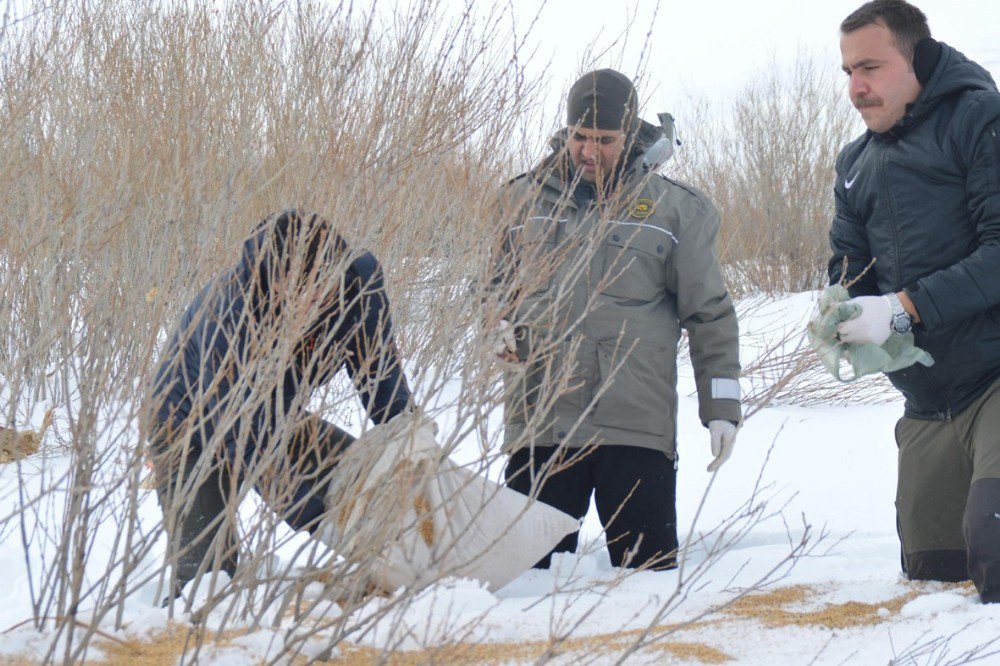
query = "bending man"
(145, 210, 411, 601)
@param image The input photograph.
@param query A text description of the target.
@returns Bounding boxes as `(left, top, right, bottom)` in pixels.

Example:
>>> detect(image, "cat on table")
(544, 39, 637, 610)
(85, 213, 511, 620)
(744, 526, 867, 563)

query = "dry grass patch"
(322, 633, 730, 665)
(88, 622, 730, 665)
(0, 408, 53, 464)
(85, 582, 977, 664)
(724, 584, 920, 630)
(99, 628, 190, 666)
(313, 616, 739, 665)
(96, 625, 246, 666)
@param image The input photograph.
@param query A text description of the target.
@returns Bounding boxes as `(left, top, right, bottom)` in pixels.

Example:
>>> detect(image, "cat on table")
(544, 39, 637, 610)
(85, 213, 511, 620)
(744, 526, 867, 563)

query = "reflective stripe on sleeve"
(711, 378, 741, 401)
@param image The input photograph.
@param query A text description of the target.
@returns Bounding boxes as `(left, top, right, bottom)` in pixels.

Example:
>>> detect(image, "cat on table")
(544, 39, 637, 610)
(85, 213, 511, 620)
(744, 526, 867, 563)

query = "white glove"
(707, 420, 738, 472)
(492, 319, 517, 357)
(836, 295, 892, 346)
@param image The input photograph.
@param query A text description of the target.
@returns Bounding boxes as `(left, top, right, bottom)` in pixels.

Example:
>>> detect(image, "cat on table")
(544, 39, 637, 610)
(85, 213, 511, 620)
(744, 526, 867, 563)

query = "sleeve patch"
(711, 378, 741, 401)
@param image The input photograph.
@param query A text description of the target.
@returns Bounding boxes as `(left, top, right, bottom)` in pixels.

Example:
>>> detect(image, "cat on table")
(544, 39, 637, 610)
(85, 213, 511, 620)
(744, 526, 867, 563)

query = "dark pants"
(151, 413, 354, 598)
(505, 444, 678, 570)
(895, 377, 1000, 602)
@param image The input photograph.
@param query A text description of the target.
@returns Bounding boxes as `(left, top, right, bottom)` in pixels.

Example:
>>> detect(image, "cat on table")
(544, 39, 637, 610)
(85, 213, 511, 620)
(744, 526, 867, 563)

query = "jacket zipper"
(877, 145, 904, 289)
(879, 139, 954, 420)
(993, 128, 999, 180)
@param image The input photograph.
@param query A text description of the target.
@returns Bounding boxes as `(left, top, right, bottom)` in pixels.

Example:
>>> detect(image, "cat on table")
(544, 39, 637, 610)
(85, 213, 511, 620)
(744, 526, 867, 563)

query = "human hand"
(707, 420, 738, 472)
(492, 319, 518, 362)
(836, 295, 892, 346)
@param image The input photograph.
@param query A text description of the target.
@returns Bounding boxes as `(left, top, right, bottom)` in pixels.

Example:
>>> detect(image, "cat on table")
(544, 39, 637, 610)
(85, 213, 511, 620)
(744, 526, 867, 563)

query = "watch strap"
(886, 292, 913, 333)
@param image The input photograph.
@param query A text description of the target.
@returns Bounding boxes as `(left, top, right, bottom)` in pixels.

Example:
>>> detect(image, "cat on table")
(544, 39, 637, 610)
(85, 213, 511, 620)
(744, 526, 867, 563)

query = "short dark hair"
(841, 0, 931, 61)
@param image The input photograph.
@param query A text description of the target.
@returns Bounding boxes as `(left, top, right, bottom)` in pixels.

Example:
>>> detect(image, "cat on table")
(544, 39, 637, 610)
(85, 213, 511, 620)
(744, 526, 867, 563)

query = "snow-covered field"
(1, 292, 998, 665)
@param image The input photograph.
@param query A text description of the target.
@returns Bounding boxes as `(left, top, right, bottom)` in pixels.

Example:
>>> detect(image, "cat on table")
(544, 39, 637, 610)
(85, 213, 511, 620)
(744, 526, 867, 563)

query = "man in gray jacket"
(830, 0, 1000, 601)
(493, 69, 742, 570)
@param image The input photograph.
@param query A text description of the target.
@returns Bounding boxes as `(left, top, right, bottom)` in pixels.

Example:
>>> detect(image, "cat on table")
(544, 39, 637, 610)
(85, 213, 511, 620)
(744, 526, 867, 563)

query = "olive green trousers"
(895, 377, 1000, 601)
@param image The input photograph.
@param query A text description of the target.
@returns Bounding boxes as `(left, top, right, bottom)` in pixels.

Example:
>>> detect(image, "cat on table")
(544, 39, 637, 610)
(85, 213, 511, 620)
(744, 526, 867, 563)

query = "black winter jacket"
(829, 43, 1000, 420)
(148, 210, 411, 458)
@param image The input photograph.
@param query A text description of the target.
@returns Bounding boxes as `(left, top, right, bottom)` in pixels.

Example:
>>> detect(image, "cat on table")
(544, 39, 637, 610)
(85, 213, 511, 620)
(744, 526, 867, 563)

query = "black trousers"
(505, 444, 678, 570)
(151, 413, 354, 598)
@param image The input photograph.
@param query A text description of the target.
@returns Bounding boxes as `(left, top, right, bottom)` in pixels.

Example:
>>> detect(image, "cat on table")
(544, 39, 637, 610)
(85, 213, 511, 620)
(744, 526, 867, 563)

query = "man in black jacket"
(146, 210, 411, 602)
(829, 0, 1000, 601)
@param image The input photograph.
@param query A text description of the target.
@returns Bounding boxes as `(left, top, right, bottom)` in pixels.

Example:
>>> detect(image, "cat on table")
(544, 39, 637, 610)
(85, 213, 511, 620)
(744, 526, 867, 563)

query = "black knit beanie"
(566, 69, 638, 132)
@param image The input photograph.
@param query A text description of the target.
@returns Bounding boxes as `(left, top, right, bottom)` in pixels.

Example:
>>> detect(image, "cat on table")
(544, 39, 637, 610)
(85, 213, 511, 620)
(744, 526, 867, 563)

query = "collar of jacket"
(871, 41, 997, 143)
(531, 162, 650, 213)
(530, 139, 650, 207)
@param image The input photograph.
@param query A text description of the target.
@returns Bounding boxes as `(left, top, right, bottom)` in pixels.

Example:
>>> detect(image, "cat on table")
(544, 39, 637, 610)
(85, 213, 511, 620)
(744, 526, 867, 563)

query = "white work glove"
(836, 295, 892, 346)
(707, 420, 738, 472)
(492, 319, 518, 359)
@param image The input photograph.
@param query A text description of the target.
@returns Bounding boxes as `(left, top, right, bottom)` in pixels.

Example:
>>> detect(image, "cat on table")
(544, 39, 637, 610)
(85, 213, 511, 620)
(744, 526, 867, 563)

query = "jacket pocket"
(599, 223, 671, 302)
(504, 335, 593, 424)
(593, 338, 674, 436)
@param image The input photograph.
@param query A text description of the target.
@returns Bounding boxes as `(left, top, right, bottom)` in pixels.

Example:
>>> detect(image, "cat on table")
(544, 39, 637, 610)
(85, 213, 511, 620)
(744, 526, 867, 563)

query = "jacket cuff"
(905, 282, 940, 330)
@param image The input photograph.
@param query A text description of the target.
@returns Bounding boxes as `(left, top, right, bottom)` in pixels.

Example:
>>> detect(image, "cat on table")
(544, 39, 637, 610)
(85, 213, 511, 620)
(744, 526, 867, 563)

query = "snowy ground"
(1, 292, 999, 665)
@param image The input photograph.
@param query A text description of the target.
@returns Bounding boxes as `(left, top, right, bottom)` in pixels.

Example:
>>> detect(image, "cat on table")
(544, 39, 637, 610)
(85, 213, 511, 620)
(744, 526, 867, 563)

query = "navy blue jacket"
(829, 44, 1000, 419)
(148, 211, 411, 459)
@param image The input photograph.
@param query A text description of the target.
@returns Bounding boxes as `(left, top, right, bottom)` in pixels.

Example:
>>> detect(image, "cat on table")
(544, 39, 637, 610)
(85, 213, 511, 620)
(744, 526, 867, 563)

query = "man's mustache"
(853, 96, 882, 109)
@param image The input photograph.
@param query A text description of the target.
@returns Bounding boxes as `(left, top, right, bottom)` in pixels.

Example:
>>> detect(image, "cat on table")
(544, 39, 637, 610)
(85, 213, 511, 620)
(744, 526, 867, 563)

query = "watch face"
(892, 313, 913, 333)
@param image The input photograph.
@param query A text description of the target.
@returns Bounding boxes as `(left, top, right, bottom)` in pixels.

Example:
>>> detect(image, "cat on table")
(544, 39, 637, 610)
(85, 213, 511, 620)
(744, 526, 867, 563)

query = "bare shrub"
(670, 52, 861, 297)
(0, 0, 548, 661)
(735, 295, 896, 413)
(0, 1, 843, 663)
(664, 54, 896, 409)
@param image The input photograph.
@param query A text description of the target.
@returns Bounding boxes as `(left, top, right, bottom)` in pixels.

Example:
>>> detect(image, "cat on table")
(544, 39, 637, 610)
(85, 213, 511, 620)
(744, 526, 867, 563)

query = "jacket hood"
(893, 42, 997, 134)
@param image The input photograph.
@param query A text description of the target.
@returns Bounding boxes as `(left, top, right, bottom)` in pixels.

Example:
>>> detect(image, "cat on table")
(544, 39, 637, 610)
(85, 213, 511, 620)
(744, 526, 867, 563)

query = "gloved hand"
(492, 319, 518, 361)
(707, 420, 738, 472)
(836, 295, 892, 346)
(807, 285, 933, 381)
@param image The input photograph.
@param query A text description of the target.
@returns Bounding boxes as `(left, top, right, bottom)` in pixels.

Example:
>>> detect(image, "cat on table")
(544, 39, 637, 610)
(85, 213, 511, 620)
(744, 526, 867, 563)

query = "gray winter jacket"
(829, 43, 1000, 420)
(496, 130, 742, 458)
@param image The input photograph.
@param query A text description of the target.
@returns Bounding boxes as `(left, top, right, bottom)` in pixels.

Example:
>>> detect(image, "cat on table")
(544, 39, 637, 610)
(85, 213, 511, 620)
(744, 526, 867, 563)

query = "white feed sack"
(317, 414, 578, 592)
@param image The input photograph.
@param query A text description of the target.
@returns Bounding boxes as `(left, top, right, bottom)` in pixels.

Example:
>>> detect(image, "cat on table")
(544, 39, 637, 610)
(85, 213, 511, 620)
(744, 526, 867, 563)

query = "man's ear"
(913, 37, 941, 85)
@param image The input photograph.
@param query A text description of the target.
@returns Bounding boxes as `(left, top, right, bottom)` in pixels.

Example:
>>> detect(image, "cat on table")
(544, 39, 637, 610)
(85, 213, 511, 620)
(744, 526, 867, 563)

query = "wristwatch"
(886, 292, 914, 334)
